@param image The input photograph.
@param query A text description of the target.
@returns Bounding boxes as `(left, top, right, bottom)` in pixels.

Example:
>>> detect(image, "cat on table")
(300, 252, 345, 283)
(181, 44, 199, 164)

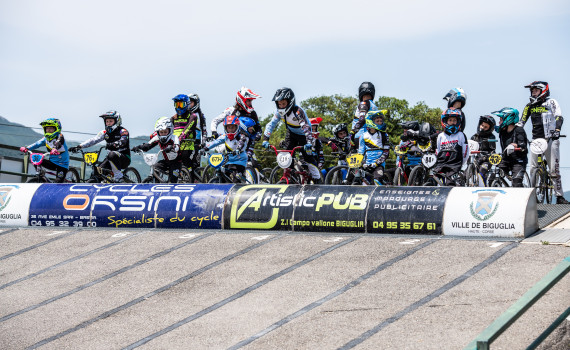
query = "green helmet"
(365, 110, 387, 131)
(39, 118, 62, 141)
(492, 107, 519, 130)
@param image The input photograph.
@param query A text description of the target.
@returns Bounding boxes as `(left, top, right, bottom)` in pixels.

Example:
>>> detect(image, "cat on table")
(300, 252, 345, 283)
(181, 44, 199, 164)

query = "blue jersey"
(27, 134, 69, 169)
(205, 134, 248, 168)
(358, 130, 390, 166)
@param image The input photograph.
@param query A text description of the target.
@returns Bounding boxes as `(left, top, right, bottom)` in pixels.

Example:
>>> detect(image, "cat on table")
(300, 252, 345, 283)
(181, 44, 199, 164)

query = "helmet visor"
(174, 101, 187, 109)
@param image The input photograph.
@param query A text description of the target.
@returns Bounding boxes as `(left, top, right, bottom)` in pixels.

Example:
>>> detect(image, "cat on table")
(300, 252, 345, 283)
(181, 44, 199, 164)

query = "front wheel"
(177, 167, 193, 183)
(26, 177, 41, 183)
(123, 167, 141, 183)
(408, 166, 426, 186)
(244, 166, 258, 184)
(324, 165, 349, 185)
(64, 168, 81, 183)
(490, 177, 508, 187)
(269, 166, 285, 184)
(534, 170, 547, 204)
(464, 164, 478, 187)
(394, 167, 406, 186)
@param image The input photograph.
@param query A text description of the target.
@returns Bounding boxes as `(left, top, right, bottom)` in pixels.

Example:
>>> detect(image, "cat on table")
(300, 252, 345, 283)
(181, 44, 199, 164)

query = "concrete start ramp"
(0, 184, 547, 238)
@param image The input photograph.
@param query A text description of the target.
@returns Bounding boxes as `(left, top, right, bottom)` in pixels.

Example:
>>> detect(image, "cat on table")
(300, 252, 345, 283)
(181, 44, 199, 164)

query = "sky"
(2, 0, 570, 184)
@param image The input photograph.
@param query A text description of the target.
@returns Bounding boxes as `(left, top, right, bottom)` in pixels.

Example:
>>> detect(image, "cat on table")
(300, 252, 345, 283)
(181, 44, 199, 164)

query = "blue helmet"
(172, 94, 190, 116)
(441, 108, 461, 135)
(492, 107, 519, 131)
(238, 117, 256, 137)
(365, 110, 387, 132)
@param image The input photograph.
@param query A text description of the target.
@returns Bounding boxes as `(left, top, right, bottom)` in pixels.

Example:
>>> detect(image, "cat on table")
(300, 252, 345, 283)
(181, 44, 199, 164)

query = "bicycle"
(134, 150, 194, 183)
(483, 148, 530, 188)
(393, 143, 419, 186)
(72, 147, 141, 183)
(25, 150, 80, 183)
(204, 152, 257, 184)
(324, 149, 392, 186)
(407, 142, 437, 186)
(464, 139, 498, 187)
(529, 136, 566, 203)
(268, 145, 314, 184)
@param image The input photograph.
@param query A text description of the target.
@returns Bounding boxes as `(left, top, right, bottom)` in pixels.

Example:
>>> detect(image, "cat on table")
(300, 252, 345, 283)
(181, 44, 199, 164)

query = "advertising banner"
(0, 184, 40, 227)
(442, 187, 537, 237)
(291, 185, 374, 233)
(223, 184, 301, 230)
(29, 184, 232, 229)
(367, 187, 451, 234)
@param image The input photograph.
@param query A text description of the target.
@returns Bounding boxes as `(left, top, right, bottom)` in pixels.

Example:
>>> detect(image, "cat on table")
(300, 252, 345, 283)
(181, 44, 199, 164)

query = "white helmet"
(154, 117, 173, 144)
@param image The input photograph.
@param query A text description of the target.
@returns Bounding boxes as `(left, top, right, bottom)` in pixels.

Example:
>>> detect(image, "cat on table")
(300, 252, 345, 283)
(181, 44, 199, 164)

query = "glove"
(211, 131, 219, 139)
(178, 133, 186, 142)
(20, 147, 29, 153)
(262, 141, 270, 149)
(105, 143, 113, 150)
(505, 144, 515, 156)
(69, 146, 80, 153)
(50, 149, 60, 155)
(304, 143, 313, 151)
(231, 150, 240, 156)
(363, 163, 374, 171)
(317, 162, 323, 170)
(551, 130, 561, 140)
(163, 145, 173, 153)
(131, 145, 141, 152)
(329, 142, 338, 152)
(515, 121, 524, 128)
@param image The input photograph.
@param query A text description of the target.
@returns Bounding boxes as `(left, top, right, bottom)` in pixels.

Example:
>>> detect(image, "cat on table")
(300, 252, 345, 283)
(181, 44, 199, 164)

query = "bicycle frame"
(269, 145, 311, 184)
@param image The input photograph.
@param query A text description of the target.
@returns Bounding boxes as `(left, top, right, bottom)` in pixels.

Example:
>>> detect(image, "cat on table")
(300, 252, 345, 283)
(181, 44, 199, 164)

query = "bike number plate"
(84, 152, 99, 165)
(529, 138, 548, 155)
(347, 154, 364, 168)
(488, 153, 502, 165)
(422, 153, 437, 168)
(277, 152, 293, 168)
(208, 153, 224, 168)
(468, 139, 480, 152)
(30, 153, 44, 165)
(144, 153, 158, 166)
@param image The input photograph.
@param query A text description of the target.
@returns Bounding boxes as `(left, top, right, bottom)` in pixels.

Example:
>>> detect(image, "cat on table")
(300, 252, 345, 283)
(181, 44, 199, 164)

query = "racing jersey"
(205, 134, 248, 167)
(358, 130, 390, 166)
(435, 132, 469, 170)
(171, 112, 197, 151)
(520, 97, 564, 139)
(80, 127, 131, 158)
(26, 134, 69, 169)
(498, 126, 528, 164)
(263, 105, 314, 146)
(141, 134, 181, 161)
(210, 107, 261, 136)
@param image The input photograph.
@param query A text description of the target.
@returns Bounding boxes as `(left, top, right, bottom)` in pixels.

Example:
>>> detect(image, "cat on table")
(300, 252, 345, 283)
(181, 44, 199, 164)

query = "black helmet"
(272, 87, 295, 116)
(332, 123, 349, 140)
(399, 120, 419, 131)
(477, 115, 496, 137)
(358, 82, 375, 101)
(524, 81, 550, 104)
(419, 122, 436, 139)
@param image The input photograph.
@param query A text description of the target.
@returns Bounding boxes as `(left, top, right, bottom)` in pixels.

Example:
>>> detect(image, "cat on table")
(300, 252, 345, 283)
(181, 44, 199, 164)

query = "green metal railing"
(465, 256, 570, 350)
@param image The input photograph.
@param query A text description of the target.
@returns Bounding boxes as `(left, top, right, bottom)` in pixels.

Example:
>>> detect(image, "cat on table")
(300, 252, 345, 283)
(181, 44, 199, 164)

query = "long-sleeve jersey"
(205, 134, 248, 167)
(470, 132, 497, 153)
(520, 97, 564, 139)
(358, 130, 390, 166)
(351, 100, 378, 139)
(322, 137, 352, 161)
(435, 132, 469, 170)
(210, 106, 261, 136)
(396, 140, 422, 166)
(171, 112, 198, 151)
(139, 135, 181, 161)
(80, 127, 131, 158)
(26, 134, 69, 169)
(498, 126, 528, 163)
(263, 105, 314, 145)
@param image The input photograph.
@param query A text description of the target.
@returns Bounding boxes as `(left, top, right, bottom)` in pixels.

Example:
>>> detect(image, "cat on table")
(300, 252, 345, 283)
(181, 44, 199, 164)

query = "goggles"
(174, 101, 187, 109)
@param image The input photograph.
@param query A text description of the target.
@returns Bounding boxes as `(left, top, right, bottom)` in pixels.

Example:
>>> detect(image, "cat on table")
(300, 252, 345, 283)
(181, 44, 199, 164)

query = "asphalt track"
(0, 226, 569, 349)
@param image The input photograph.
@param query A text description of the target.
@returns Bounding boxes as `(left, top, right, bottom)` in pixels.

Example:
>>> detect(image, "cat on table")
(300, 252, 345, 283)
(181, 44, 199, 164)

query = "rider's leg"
(105, 151, 130, 181)
(547, 139, 564, 197)
(511, 162, 526, 187)
(528, 151, 539, 187)
(41, 159, 68, 183)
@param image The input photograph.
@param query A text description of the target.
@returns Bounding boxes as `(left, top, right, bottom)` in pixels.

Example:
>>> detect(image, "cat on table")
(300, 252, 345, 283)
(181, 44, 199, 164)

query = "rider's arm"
(551, 99, 564, 131)
(460, 132, 469, 165)
(182, 115, 197, 139)
(358, 135, 366, 154)
(350, 101, 370, 137)
(262, 113, 282, 140)
(518, 104, 531, 127)
(204, 136, 225, 151)
(26, 138, 45, 151)
(210, 109, 230, 136)
(80, 130, 106, 149)
(295, 108, 314, 145)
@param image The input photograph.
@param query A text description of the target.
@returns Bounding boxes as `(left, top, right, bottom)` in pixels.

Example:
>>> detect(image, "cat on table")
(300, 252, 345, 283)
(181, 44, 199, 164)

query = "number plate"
(421, 153, 437, 168)
(277, 152, 293, 168)
(84, 152, 99, 165)
(468, 139, 480, 152)
(529, 138, 548, 155)
(208, 153, 224, 168)
(30, 153, 44, 165)
(143, 153, 158, 166)
(488, 153, 502, 165)
(347, 154, 364, 168)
